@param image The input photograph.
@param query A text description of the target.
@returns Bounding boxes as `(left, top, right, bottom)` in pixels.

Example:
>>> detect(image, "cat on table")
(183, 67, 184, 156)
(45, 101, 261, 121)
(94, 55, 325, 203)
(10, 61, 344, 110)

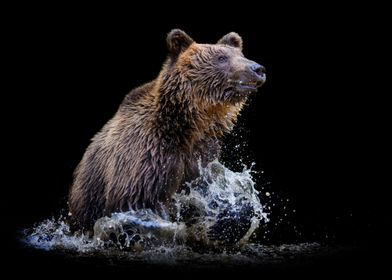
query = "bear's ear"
(217, 32, 243, 50)
(167, 29, 194, 58)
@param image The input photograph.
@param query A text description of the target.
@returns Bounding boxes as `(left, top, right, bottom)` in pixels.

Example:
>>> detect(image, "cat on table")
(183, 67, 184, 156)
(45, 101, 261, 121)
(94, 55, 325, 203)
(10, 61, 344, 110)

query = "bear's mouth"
(227, 79, 264, 92)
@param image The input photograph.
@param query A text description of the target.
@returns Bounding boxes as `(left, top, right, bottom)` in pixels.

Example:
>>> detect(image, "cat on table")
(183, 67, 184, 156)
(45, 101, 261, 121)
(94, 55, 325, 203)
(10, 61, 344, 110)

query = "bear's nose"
(250, 63, 266, 76)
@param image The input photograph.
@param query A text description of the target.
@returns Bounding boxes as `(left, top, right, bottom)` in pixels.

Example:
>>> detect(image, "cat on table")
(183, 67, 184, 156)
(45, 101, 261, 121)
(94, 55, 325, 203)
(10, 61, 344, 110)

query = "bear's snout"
(228, 60, 266, 94)
(250, 63, 266, 78)
(249, 63, 266, 87)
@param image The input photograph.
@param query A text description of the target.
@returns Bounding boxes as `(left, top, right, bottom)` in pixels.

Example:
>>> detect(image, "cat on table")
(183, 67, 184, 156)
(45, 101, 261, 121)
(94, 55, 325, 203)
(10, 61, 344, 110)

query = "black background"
(4, 3, 391, 277)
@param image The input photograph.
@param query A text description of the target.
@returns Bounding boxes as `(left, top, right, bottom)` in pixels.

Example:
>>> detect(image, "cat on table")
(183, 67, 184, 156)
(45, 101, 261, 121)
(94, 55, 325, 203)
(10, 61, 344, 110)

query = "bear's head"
(164, 29, 266, 104)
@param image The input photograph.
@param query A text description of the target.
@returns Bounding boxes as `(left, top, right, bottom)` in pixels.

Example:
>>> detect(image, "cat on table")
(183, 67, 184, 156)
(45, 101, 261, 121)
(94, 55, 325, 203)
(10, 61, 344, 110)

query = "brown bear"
(68, 29, 266, 230)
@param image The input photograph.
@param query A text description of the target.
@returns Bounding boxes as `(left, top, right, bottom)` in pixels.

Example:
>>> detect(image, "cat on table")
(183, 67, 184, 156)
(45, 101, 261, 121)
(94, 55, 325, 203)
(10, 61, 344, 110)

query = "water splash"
(23, 218, 95, 252)
(20, 159, 327, 265)
(22, 160, 268, 253)
(171, 160, 268, 247)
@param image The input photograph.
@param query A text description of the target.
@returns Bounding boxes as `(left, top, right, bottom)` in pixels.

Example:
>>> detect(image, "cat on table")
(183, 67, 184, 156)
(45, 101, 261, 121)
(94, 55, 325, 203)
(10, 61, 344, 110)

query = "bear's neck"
(153, 73, 244, 151)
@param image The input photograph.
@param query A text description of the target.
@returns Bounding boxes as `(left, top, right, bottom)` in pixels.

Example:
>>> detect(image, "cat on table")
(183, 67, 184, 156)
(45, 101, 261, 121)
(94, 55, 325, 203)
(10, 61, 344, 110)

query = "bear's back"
(120, 81, 156, 110)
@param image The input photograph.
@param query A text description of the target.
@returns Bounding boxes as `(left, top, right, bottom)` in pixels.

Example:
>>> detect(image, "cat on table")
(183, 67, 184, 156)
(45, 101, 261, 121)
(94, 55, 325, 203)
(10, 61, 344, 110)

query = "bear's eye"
(218, 55, 228, 63)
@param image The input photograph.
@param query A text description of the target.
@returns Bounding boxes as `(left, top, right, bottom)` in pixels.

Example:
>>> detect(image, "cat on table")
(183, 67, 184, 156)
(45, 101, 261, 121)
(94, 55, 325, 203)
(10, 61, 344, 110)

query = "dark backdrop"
(4, 3, 390, 276)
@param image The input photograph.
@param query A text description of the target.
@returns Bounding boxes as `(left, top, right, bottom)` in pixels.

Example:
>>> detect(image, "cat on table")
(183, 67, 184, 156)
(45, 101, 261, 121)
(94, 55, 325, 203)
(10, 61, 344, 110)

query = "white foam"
(22, 160, 270, 256)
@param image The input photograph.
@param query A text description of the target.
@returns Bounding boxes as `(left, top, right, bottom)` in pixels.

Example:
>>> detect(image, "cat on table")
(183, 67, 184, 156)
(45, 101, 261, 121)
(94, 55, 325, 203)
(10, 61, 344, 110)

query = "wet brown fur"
(68, 30, 261, 229)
